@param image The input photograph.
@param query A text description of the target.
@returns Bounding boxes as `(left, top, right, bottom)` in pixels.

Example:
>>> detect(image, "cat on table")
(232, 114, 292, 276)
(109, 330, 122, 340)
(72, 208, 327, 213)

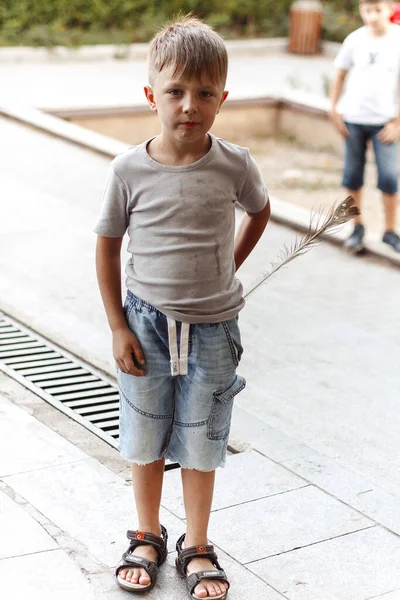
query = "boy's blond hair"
(148, 15, 228, 88)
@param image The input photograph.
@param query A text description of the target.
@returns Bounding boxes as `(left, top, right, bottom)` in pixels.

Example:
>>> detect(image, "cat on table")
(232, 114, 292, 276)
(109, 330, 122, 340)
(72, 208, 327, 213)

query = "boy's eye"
(200, 91, 212, 98)
(169, 89, 182, 96)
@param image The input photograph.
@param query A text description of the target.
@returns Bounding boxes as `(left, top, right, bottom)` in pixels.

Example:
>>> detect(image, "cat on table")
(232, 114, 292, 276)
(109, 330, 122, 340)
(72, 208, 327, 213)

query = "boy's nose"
(183, 96, 198, 113)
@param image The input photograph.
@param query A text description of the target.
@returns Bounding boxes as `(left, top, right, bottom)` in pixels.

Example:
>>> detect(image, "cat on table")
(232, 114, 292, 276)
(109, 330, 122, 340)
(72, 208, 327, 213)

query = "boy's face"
(359, 1, 393, 32)
(144, 65, 228, 146)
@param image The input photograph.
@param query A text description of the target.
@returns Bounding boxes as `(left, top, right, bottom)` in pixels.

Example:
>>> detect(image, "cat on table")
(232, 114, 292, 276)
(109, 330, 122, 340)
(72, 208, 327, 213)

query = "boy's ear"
(216, 90, 229, 114)
(144, 86, 157, 111)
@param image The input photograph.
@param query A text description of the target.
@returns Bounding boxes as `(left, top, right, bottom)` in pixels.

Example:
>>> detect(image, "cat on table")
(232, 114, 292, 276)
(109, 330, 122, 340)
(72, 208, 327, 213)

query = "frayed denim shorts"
(117, 291, 246, 471)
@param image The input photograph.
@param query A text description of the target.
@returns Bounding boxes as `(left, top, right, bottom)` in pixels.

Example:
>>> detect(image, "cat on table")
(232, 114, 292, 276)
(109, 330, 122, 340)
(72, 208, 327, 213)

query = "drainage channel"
(0, 313, 186, 469)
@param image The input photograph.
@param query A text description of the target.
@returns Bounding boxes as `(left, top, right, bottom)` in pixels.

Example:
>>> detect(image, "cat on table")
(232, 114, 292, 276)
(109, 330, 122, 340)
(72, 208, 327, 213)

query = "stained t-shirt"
(94, 134, 268, 323)
(334, 25, 400, 124)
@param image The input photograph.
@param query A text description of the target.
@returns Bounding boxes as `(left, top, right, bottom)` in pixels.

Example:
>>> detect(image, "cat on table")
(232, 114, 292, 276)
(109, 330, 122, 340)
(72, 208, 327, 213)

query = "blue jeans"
(343, 122, 398, 194)
(117, 291, 245, 471)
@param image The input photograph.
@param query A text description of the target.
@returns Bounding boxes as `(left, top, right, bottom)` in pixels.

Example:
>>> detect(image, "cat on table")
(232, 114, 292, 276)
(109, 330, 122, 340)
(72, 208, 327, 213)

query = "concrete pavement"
(1, 40, 400, 600)
(2, 370, 400, 600)
(0, 40, 336, 110)
(1, 118, 400, 598)
(0, 356, 400, 600)
(1, 114, 399, 501)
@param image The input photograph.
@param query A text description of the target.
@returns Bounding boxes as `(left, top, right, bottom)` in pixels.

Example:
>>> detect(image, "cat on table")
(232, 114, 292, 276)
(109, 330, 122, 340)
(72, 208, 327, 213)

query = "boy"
(329, 0, 400, 253)
(94, 16, 270, 600)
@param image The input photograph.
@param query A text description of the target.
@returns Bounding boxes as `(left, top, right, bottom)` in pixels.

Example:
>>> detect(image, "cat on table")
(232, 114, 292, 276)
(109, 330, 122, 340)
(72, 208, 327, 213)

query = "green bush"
(0, 0, 364, 47)
(322, 4, 361, 42)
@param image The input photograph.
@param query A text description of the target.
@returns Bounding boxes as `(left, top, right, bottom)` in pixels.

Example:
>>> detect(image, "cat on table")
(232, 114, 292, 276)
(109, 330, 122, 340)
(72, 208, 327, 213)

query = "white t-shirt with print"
(335, 24, 400, 125)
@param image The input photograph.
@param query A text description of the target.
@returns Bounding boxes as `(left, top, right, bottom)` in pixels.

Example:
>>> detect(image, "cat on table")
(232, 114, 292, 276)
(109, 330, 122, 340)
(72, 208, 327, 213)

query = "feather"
(244, 196, 360, 300)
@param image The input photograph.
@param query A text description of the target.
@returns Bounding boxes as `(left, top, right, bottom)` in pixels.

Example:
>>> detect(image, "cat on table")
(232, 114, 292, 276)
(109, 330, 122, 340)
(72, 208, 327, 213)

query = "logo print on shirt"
(369, 52, 378, 64)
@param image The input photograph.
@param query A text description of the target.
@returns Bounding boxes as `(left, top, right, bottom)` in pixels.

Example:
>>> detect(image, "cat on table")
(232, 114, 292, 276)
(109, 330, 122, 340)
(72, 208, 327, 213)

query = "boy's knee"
(378, 173, 398, 195)
(342, 171, 364, 191)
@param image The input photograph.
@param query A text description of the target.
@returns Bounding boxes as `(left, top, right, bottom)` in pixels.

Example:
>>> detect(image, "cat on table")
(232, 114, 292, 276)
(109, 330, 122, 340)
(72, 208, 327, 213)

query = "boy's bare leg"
(182, 469, 228, 599)
(382, 192, 399, 231)
(119, 458, 165, 585)
(348, 188, 363, 225)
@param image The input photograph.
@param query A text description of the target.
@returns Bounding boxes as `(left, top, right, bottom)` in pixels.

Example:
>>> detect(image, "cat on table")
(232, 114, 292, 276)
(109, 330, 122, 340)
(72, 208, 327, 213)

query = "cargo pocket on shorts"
(207, 375, 246, 441)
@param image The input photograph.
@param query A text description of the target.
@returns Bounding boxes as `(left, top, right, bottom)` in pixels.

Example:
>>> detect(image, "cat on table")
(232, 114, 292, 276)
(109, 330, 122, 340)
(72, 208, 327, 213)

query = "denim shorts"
(343, 122, 398, 194)
(117, 291, 246, 471)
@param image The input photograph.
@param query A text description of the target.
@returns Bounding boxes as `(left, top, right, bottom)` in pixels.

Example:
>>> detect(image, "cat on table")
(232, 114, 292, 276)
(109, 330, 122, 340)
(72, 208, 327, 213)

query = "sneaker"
(343, 224, 365, 253)
(382, 230, 400, 252)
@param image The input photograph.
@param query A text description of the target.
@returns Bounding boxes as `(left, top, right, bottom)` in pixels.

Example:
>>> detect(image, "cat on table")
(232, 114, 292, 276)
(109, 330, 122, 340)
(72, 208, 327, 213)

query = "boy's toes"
(134, 568, 140, 582)
(210, 583, 220, 596)
(130, 568, 149, 585)
(195, 580, 227, 597)
(127, 567, 139, 583)
(139, 570, 151, 585)
(118, 566, 151, 587)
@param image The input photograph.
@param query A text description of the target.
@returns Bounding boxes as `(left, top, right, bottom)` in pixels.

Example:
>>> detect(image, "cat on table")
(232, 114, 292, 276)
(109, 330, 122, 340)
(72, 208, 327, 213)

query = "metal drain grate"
(0, 313, 235, 469)
(0, 313, 121, 449)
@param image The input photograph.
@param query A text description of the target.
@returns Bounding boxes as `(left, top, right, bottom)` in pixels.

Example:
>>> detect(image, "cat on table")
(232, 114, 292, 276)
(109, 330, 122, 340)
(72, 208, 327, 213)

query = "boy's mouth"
(180, 122, 200, 127)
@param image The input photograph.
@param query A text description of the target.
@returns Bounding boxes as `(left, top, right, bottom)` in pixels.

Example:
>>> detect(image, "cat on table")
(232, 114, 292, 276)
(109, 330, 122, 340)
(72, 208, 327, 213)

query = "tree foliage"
(0, 1, 362, 46)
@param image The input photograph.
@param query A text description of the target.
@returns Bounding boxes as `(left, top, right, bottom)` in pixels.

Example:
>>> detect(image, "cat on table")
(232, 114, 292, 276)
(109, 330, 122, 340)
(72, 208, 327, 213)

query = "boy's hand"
(377, 121, 400, 144)
(329, 110, 349, 137)
(113, 327, 146, 376)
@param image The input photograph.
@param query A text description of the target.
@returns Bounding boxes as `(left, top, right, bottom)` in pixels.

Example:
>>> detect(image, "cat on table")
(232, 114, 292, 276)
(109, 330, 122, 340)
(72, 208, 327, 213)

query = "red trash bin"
(289, 0, 323, 55)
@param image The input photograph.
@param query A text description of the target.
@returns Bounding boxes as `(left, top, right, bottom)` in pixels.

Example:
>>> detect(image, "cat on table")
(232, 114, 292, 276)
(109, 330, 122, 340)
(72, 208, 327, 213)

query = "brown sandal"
(115, 526, 168, 593)
(175, 533, 230, 600)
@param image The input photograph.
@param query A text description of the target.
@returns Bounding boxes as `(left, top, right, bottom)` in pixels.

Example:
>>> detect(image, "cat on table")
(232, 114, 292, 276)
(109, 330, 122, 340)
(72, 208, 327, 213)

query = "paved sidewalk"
(2, 371, 400, 600)
(0, 113, 399, 495)
(0, 385, 285, 600)
(1, 40, 400, 600)
(0, 43, 334, 110)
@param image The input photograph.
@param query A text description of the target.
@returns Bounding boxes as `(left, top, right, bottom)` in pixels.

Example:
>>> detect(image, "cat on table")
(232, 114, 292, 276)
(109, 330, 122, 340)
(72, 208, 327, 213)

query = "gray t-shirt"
(94, 134, 268, 323)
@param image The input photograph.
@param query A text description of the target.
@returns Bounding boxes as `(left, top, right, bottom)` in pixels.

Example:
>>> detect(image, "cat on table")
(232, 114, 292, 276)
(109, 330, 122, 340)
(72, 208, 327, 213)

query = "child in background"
(330, 0, 400, 253)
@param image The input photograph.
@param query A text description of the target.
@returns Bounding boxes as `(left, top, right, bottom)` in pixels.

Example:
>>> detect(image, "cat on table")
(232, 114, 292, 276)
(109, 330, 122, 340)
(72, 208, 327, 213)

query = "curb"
(1, 101, 398, 268)
(0, 102, 128, 158)
(269, 197, 400, 267)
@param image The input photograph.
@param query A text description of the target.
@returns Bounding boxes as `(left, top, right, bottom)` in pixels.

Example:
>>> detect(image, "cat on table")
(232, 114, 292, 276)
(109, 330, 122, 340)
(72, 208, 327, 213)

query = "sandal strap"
(186, 570, 230, 596)
(125, 525, 168, 566)
(178, 549, 220, 575)
(176, 534, 222, 576)
(116, 556, 158, 582)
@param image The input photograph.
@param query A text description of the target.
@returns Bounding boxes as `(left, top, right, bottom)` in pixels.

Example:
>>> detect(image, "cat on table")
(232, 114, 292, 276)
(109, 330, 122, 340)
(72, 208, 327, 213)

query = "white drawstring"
(167, 317, 190, 376)
(179, 321, 189, 376)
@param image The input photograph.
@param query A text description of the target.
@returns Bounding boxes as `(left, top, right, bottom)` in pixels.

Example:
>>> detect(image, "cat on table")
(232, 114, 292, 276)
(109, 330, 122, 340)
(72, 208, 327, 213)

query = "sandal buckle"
(135, 531, 146, 541)
(196, 545, 207, 554)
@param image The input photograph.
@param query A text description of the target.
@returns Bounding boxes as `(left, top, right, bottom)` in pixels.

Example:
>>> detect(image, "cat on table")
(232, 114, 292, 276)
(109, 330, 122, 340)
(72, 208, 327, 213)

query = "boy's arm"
(329, 68, 349, 137)
(96, 235, 145, 376)
(234, 201, 271, 271)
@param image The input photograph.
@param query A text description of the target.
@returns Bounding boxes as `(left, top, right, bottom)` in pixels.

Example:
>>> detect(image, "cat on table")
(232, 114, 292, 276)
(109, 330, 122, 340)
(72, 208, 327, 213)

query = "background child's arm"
(234, 201, 271, 271)
(96, 235, 145, 376)
(329, 68, 349, 137)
